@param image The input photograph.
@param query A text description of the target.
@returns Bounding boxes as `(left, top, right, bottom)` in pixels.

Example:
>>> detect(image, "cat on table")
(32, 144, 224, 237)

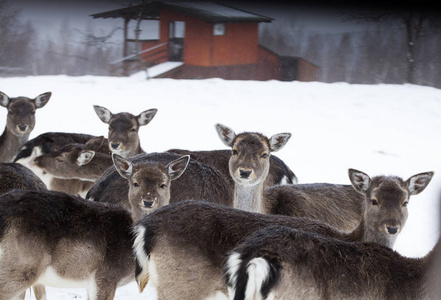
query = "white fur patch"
(225, 252, 242, 298)
(133, 225, 151, 289)
(245, 257, 271, 300)
(205, 290, 229, 300)
(35, 267, 91, 288)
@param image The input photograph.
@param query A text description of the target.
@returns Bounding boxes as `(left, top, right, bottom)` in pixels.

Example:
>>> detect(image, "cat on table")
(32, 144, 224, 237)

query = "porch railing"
(109, 42, 169, 76)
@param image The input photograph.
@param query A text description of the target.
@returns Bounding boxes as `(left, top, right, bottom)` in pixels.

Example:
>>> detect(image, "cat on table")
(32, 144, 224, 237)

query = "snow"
(146, 62, 184, 78)
(0, 74, 440, 299)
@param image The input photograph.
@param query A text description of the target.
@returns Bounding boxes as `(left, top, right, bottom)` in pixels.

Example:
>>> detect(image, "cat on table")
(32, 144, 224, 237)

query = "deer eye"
(232, 149, 238, 155)
(261, 153, 269, 159)
(160, 183, 166, 189)
(108, 126, 113, 131)
(371, 199, 379, 206)
(403, 201, 409, 207)
(129, 127, 136, 132)
(133, 182, 140, 188)
(56, 156, 64, 163)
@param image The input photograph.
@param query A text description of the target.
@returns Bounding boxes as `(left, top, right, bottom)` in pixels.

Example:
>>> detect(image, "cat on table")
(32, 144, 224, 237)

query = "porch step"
(147, 61, 184, 78)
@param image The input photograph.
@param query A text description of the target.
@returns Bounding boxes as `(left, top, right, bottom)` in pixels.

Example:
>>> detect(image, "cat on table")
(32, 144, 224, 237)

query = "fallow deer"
(33, 136, 112, 182)
(93, 105, 157, 157)
(14, 132, 106, 197)
(0, 162, 47, 300)
(112, 153, 190, 221)
(0, 189, 136, 299)
(0, 162, 46, 194)
(133, 169, 433, 300)
(225, 222, 441, 300)
(86, 152, 232, 209)
(0, 91, 51, 163)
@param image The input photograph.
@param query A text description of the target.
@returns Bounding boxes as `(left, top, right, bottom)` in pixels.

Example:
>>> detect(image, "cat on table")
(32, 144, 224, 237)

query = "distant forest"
(1, 0, 441, 88)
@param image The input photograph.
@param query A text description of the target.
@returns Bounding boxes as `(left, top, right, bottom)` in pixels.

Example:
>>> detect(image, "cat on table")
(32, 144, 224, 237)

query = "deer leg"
(32, 284, 47, 300)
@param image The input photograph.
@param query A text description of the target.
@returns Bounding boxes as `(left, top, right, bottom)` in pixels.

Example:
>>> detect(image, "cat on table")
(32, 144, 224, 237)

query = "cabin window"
(213, 23, 225, 36)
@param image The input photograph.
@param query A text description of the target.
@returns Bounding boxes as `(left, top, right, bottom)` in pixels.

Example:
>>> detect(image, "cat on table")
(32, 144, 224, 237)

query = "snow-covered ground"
(1, 74, 440, 299)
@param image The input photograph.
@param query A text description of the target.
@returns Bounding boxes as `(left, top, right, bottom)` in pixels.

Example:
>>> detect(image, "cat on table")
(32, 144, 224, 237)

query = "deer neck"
(348, 216, 395, 248)
(233, 181, 265, 213)
(0, 128, 30, 162)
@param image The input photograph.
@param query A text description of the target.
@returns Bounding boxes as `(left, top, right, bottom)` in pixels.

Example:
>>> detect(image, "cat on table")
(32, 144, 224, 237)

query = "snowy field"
(1, 74, 440, 299)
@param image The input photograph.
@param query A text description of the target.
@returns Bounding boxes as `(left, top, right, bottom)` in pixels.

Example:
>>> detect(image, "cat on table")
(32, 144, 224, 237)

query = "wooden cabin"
(91, 1, 318, 81)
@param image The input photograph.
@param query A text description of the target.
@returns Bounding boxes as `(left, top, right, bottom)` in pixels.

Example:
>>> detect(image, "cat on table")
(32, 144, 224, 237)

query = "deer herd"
(0, 90, 438, 300)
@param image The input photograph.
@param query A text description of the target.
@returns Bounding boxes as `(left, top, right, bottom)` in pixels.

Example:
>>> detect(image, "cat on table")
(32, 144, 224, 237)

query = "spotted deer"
(93, 105, 157, 157)
(86, 152, 232, 209)
(33, 135, 112, 182)
(0, 91, 51, 163)
(133, 169, 433, 300)
(225, 222, 441, 300)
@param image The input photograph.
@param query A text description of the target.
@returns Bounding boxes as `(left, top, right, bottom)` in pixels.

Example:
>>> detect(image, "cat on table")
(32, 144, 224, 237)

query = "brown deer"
(0, 189, 136, 299)
(86, 152, 232, 209)
(0, 162, 46, 194)
(93, 105, 157, 157)
(213, 123, 293, 212)
(14, 132, 104, 197)
(0, 163, 47, 300)
(33, 135, 112, 182)
(112, 153, 190, 221)
(133, 168, 433, 300)
(0, 91, 51, 163)
(225, 222, 441, 300)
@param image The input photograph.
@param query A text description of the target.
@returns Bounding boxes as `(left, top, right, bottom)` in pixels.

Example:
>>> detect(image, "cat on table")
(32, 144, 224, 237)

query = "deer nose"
(239, 169, 252, 179)
(18, 125, 27, 132)
(142, 200, 154, 208)
(386, 225, 399, 235)
(110, 142, 120, 149)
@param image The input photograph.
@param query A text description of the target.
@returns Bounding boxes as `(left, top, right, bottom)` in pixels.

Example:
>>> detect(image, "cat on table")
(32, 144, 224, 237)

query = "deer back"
(0, 189, 135, 298)
(264, 183, 364, 232)
(0, 162, 47, 194)
(225, 225, 438, 300)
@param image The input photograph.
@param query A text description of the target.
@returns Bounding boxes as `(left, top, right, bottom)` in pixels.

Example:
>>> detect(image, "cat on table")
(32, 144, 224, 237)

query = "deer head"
(93, 105, 157, 158)
(112, 153, 190, 221)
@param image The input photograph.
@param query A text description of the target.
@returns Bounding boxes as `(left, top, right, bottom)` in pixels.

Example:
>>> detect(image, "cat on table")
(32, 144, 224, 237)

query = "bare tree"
(344, 4, 441, 84)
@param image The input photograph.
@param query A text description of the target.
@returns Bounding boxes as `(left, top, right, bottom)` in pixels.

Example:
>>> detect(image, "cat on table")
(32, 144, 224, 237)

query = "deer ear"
(0, 91, 10, 107)
(138, 109, 158, 126)
(94, 105, 113, 124)
(215, 123, 236, 147)
(77, 150, 95, 166)
(406, 171, 434, 195)
(35, 92, 51, 109)
(269, 133, 291, 152)
(167, 155, 190, 181)
(349, 169, 371, 193)
(113, 153, 133, 179)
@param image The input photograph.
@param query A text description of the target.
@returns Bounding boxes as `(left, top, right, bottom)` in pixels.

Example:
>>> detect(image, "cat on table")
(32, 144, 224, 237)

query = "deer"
(112, 153, 190, 221)
(86, 151, 233, 209)
(93, 105, 157, 157)
(33, 135, 112, 182)
(224, 222, 441, 300)
(215, 123, 419, 237)
(0, 91, 51, 163)
(0, 189, 137, 299)
(0, 162, 47, 194)
(133, 166, 434, 300)
(0, 163, 48, 300)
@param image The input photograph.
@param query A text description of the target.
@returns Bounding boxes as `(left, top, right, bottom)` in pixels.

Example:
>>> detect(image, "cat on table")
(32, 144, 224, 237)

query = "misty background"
(1, 0, 441, 88)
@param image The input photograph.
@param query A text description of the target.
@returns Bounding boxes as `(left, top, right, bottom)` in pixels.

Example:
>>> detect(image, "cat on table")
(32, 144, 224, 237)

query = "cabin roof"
(90, 1, 273, 23)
